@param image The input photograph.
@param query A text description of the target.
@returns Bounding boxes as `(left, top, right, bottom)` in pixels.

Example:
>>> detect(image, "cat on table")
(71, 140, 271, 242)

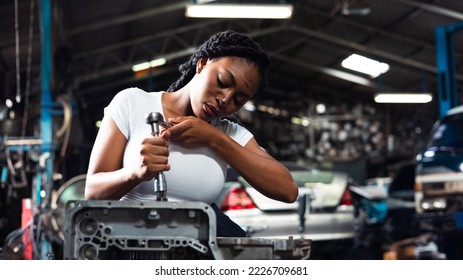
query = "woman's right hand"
(135, 130, 171, 181)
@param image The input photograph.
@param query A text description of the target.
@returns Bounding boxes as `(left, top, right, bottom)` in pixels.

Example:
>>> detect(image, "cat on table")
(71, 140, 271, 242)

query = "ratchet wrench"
(145, 112, 168, 201)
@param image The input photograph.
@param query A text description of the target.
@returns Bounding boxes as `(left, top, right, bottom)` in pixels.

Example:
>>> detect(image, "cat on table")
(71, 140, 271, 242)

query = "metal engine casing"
(63, 200, 311, 260)
(63, 200, 221, 260)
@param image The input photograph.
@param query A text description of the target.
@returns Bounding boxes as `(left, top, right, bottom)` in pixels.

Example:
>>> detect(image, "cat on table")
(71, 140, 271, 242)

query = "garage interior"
(1, 0, 463, 260)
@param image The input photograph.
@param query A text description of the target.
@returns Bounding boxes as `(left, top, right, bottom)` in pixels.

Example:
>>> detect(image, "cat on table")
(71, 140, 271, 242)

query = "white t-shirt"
(104, 87, 253, 204)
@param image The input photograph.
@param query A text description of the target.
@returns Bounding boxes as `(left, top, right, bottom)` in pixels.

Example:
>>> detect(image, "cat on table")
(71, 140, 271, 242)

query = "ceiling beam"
(271, 53, 377, 88)
(390, 0, 463, 21)
(70, 2, 186, 35)
(75, 19, 227, 59)
(296, 3, 436, 53)
(76, 48, 195, 84)
(290, 25, 463, 82)
(72, 21, 439, 93)
(73, 24, 288, 83)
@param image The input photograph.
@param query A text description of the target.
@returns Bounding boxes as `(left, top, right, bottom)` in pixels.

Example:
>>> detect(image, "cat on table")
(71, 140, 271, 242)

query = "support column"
(435, 22, 463, 117)
(38, 0, 54, 260)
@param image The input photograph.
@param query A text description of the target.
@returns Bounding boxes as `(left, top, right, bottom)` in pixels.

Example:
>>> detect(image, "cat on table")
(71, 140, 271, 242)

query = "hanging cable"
(21, 0, 36, 137)
(5, 147, 17, 176)
(14, 0, 21, 103)
(55, 95, 73, 158)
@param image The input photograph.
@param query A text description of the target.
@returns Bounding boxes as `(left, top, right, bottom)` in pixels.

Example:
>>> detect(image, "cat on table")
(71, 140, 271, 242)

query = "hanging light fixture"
(132, 58, 167, 72)
(374, 93, 433, 103)
(375, 71, 433, 104)
(185, 3, 293, 19)
(341, 54, 389, 78)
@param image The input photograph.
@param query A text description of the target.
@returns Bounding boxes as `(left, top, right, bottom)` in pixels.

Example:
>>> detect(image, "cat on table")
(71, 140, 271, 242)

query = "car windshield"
(238, 169, 335, 188)
(427, 113, 463, 149)
(291, 170, 335, 186)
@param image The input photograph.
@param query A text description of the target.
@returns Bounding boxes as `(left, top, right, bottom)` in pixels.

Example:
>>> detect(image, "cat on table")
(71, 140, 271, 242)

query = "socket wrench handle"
(145, 112, 168, 201)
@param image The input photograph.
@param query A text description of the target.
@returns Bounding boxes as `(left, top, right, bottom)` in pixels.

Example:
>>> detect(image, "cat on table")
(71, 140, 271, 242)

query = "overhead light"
(374, 93, 433, 103)
(132, 58, 167, 72)
(185, 4, 293, 19)
(341, 0, 371, 16)
(342, 54, 389, 78)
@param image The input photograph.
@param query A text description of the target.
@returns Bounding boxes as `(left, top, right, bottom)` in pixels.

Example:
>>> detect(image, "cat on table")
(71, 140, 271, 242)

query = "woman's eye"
(217, 77, 226, 88)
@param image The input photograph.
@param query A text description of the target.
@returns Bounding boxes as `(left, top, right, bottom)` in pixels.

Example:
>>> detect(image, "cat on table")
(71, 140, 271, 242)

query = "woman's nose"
(216, 91, 230, 107)
(216, 95, 226, 107)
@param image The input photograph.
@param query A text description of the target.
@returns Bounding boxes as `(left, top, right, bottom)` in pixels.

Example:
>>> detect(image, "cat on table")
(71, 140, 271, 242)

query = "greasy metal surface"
(63, 200, 311, 260)
(63, 200, 221, 260)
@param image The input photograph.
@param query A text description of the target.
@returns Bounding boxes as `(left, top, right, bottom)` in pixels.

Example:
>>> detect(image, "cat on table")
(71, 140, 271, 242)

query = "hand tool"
(145, 112, 168, 201)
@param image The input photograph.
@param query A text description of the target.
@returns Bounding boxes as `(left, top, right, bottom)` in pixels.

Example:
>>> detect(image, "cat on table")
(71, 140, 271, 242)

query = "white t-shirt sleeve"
(215, 118, 254, 146)
(104, 87, 138, 140)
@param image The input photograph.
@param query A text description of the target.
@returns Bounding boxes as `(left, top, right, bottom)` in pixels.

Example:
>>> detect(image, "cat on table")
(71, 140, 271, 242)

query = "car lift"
(435, 21, 463, 117)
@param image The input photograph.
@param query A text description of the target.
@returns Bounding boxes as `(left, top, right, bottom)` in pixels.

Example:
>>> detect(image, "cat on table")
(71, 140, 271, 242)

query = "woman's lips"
(204, 103, 219, 117)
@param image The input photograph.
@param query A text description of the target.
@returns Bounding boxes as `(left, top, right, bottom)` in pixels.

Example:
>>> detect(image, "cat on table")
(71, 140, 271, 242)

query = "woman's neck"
(161, 89, 194, 119)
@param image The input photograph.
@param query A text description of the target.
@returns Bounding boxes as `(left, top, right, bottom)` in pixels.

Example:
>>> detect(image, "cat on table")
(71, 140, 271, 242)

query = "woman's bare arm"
(85, 115, 170, 200)
(167, 116, 298, 203)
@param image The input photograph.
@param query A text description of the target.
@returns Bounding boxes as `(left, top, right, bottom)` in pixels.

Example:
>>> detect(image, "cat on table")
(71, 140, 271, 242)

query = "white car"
(215, 162, 355, 245)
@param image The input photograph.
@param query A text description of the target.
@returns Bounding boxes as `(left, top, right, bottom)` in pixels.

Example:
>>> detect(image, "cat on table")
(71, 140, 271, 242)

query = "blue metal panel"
(39, 0, 53, 209)
(1, 167, 8, 184)
(39, 0, 54, 260)
(435, 22, 463, 117)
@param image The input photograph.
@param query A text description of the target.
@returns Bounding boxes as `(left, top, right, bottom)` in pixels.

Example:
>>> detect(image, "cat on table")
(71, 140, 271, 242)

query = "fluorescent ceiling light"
(132, 58, 167, 72)
(185, 4, 293, 19)
(374, 93, 433, 103)
(342, 54, 389, 78)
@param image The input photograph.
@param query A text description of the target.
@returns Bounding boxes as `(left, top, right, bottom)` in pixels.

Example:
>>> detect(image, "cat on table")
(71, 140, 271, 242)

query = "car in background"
(215, 161, 355, 250)
(414, 105, 463, 259)
(415, 105, 463, 218)
(349, 162, 419, 259)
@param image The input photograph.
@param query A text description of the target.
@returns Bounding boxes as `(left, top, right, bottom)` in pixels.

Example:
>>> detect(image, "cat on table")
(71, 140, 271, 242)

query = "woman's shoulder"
(115, 87, 162, 98)
(213, 118, 238, 128)
(111, 87, 162, 104)
(214, 117, 253, 146)
(213, 117, 246, 134)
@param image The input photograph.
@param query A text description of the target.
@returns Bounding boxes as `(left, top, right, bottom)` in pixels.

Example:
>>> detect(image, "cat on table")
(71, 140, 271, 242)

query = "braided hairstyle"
(167, 30, 269, 97)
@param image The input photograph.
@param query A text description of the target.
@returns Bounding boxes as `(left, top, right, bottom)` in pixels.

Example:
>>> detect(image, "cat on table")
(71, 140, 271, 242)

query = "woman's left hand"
(167, 116, 219, 148)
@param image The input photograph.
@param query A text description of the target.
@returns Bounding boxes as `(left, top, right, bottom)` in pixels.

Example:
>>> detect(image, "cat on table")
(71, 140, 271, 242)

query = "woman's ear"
(196, 57, 208, 74)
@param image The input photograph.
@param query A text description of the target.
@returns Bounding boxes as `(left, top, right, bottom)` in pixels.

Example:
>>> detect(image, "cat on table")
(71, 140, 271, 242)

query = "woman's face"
(189, 56, 261, 121)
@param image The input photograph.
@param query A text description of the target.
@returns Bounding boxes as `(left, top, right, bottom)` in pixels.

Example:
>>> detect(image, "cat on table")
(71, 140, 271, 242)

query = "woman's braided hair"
(167, 30, 269, 97)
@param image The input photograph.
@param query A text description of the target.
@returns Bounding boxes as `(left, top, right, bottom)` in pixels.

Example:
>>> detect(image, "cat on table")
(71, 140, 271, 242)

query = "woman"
(85, 30, 298, 236)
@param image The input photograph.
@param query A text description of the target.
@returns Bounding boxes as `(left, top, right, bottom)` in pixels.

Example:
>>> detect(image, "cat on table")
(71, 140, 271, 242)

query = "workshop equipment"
(145, 112, 168, 201)
(62, 200, 311, 260)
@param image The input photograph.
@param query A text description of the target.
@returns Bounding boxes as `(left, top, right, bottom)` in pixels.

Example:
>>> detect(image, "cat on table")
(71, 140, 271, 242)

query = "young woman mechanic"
(84, 30, 298, 236)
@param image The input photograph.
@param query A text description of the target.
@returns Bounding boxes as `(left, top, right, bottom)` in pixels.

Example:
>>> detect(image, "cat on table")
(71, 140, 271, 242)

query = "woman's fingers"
(137, 136, 171, 179)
